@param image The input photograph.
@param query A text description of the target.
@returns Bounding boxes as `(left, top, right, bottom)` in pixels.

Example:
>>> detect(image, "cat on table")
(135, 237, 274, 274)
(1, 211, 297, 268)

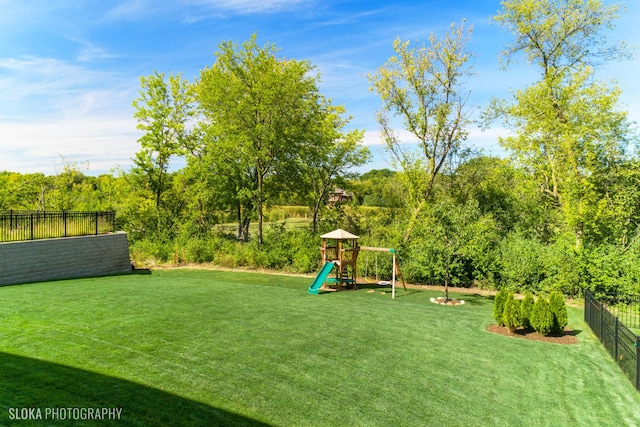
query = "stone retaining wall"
(0, 232, 131, 286)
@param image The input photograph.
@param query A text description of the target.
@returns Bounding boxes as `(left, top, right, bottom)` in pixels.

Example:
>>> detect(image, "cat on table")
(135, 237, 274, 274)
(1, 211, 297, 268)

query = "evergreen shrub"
(530, 297, 554, 336)
(520, 292, 535, 330)
(493, 287, 509, 326)
(502, 292, 521, 332)
(548, 290, 568, 334)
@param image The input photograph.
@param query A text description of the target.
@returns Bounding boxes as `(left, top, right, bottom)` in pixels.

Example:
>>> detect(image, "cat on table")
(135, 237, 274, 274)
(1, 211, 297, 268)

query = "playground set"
(308, 229, 406, 298)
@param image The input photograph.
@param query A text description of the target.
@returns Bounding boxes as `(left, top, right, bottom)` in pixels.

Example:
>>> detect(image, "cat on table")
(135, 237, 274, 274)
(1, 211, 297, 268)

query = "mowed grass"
(0, 269, 639, 426)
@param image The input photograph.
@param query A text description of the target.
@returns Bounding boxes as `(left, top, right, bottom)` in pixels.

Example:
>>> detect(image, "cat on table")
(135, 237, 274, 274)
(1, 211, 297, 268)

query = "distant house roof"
(327, 188, 352, 203)
(321, 229, 360, 240)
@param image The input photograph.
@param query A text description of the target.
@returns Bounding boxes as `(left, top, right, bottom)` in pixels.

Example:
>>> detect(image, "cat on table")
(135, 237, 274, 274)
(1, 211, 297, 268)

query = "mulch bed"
(487, 324, 579, 345)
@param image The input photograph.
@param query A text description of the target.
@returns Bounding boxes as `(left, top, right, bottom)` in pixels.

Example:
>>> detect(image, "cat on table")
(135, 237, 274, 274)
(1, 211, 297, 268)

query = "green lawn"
(0, 269, 639, 426)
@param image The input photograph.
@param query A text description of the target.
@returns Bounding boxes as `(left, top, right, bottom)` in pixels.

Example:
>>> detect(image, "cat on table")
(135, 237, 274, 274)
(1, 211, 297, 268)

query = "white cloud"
(0, 56, 132, 118)
(190, 0, 308, 14)
(361, 129, 417, 147)
(0, 55, 139, 174)
(106, 0, 309, 22)
(0, 117, 139, 175)
(361, 125, 507, 153)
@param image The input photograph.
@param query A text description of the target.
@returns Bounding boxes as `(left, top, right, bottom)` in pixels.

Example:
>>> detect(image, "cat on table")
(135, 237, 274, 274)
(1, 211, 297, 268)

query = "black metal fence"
(584, 290, 640, 391)
(0, 211, 116, 242)
(605, 293, 640, 331)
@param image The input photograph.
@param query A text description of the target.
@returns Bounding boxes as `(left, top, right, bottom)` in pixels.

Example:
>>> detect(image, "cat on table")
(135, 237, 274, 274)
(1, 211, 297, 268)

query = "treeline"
(3, 156, 640, 297)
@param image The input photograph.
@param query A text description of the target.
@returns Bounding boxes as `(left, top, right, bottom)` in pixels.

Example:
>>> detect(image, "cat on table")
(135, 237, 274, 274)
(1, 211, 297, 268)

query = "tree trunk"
(238, 216, 251, 242)
(444, 257, 450, 302)
(257, 169, 264, 251)
(236, 202, 251, 242)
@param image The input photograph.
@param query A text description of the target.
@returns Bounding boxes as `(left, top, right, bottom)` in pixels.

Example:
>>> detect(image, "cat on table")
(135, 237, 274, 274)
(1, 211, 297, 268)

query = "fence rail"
(585, 290, 640, 392)
(0, 211, 115, 242)
(593, 293, 640, 331)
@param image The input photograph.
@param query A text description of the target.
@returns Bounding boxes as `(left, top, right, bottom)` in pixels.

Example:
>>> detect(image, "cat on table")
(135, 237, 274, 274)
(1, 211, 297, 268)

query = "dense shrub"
(184, 238, 215, 263)
(502, 292, 521, 332)
(498, 233, 546, 293)
(520, 292, 535, 330)
(530, 297, 554, 336)
(548, 290, 568, 334)
(539, 237, 583, 296)
(493, 287, 509, 326)
(130, 238, 173, 265)
(401, 199, 500, 287)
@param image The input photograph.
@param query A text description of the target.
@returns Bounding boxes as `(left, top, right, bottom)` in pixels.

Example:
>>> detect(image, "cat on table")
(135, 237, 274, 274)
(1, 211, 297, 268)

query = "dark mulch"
(487, 324, 579, 345)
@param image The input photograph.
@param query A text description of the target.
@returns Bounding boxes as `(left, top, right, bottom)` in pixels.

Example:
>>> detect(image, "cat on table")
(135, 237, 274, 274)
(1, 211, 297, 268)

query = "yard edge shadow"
(0, 351, 270, 426)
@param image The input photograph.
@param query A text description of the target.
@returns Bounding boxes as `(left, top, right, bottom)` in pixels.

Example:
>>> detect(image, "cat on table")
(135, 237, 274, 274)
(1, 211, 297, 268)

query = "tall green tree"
(368, 21, 475, 240)
(368, 21, 474, 205)
(132, 71, 195, 210)
(488, 0, 634, 249)
(197, 34, 352, 247)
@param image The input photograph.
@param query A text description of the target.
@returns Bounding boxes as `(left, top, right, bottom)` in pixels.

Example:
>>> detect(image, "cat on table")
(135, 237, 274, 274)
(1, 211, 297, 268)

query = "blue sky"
(1, 0, 638, 175)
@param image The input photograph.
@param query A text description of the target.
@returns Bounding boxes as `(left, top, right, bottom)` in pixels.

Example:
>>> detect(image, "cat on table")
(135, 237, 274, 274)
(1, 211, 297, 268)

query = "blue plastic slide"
(308, 262, 335, 294)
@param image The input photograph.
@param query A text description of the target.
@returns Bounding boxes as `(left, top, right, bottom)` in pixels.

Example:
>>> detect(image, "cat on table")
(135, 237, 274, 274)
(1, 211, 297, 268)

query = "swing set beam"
(359, 246, 394, 253)
(359, 246, 406, 298)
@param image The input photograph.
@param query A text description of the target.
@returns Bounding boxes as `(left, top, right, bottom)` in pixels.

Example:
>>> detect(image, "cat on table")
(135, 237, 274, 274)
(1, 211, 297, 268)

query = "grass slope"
(0, 269, 639, 426)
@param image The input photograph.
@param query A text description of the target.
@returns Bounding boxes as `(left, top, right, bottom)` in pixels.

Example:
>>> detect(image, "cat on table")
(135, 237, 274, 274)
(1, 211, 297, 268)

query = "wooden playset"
(308, 228, 406, 298)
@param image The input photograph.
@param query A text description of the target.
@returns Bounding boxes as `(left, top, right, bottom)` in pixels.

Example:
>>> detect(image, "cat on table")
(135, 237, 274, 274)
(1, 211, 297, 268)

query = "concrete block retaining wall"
(0, 232, 132, 286)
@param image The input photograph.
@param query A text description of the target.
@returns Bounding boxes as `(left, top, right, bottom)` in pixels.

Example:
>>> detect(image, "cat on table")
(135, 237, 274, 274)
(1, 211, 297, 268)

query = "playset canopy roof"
(320, 229, 360, 240)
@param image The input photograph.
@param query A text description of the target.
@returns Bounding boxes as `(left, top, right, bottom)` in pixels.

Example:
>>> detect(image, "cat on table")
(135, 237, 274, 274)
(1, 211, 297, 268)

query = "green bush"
(520, 292, 535, 330)
(498, 232, 546, 293)
(548, 290, 568, 334)
(130, 238, 173, 264)
(502, 292, 521, 332)
(493, 287, 509, 326)
(530, 297, 554, 336)
(184, 238, 215, 263)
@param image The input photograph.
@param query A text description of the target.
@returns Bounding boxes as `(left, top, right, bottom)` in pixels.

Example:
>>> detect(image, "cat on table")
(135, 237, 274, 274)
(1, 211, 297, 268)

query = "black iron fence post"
(615, 317, 619, 362)
(637, 337, 640, 391)
(600, 299, 604, 341)
(30, 213, 34, 240)
(584, 292, 588, 324)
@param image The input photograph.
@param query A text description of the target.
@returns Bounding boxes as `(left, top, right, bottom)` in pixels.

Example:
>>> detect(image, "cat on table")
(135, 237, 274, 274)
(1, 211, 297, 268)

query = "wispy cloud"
(188, 0, 308, 14)
(0, 56, 133, 118)
(0, 55, 139, 174)
(106, 0, 311, 22)
(0, 117, 139, 175)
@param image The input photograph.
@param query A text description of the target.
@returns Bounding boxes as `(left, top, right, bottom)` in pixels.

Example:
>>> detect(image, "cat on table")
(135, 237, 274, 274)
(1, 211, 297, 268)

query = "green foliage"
(499, 232, 547, 292)
(402, 196, 500, 290)
(530, 297, 554, 336)
(350, 169, 404, 208)
(502, 292, 521, 332)
(254, 224, 321, 273)
(488, 0, 633, 251)
(493, 287, 509, 326)
(129, 223, 321, 274)
(368, 20, 474, 202)
(548, 290, 568, 334)
(520, 292, 535, 330)
(195, 33, 368, 246)
(132, 71, 194, 211)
